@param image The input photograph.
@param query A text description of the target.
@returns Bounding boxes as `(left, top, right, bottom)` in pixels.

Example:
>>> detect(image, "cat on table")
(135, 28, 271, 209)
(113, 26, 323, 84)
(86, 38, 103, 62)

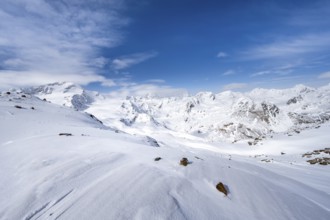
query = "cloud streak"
(222, 83, 247, 91)
(108, 84, 188, 98)
(222, 70, 235, 76)
(145, 79, 166, 84)
(217, 52, 227, 58)
(0, 70, 115, 88)
(111, 51, 158, 70)
(241, 33, 330, 60)
(318, 71, 330, 79)
(0, 0, 129, 89)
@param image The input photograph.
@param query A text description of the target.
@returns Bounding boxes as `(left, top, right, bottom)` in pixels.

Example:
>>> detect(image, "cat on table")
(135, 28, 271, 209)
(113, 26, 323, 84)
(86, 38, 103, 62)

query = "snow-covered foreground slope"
(1, 91, 330, 220)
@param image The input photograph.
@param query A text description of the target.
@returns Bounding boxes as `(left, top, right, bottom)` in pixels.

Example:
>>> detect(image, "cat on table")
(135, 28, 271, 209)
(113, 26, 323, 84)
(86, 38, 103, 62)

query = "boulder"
(216, 182, 228, 196)
(154, 157, 162, 161)
(59, 133, 73, 136)
(180, 158, 189, 166)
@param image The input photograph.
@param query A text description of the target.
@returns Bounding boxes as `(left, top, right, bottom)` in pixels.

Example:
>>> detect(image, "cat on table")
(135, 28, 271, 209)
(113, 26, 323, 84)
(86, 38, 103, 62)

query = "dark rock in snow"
(216, 182, 228, 196)
(307, 158, 319, 165)
(195, 156, 203, 160)
(307, 157, 330, 165)
(14, 105, 23, 109)
(59, 133, 73, 136)
(88, 114, 103, 124)
(287, 95, 303, 105)
(71, 92, 94, 110)
(154, 157, 162, 161)
(180, 158, 189, 166)
(320, 161, 328, 165)
(146, 136, 160, 147)
(288, 112, 330, 125)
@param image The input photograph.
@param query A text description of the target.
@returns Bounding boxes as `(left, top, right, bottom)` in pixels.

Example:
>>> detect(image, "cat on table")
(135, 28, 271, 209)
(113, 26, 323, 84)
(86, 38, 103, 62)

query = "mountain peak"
(21, 82, 95, 110)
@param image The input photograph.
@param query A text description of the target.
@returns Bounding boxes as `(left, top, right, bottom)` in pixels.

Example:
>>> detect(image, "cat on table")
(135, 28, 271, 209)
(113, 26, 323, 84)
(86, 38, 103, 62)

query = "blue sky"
(1, 0, 330, 95)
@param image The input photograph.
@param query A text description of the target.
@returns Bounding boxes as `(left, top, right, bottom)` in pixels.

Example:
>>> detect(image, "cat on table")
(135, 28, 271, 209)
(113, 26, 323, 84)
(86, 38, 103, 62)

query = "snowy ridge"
(1, 89, 330, 219)
(21, 82, 99, 110)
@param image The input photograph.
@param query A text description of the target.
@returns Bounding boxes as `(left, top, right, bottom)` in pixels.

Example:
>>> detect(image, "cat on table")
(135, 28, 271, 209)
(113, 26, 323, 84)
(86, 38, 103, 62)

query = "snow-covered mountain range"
(1, 83, 330, 219)
(20, 82, 330, 144)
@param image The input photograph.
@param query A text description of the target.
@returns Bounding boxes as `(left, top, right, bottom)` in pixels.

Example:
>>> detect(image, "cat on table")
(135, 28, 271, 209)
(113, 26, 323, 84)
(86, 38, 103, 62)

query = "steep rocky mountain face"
(19, 83, 330, 143)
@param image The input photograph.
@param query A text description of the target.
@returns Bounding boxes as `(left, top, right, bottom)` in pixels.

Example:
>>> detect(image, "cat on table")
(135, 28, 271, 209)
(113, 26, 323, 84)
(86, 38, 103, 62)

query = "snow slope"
(0, 89, 330, 219)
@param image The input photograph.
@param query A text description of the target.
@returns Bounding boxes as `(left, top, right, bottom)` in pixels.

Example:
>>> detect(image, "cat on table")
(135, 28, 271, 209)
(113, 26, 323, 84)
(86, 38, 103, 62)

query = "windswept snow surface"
(1, 88, 330, 220)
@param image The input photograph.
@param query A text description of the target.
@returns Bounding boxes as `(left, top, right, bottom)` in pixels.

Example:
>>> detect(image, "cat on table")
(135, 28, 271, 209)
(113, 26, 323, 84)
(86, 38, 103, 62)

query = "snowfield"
(1, 86, 330, 220)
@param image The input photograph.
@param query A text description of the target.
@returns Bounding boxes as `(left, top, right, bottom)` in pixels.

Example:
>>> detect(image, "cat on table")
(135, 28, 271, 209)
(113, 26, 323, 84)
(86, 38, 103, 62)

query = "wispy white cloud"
(250, 62, 300, 77)
(0, 70, 115, 89)
(222, 70, 235, 76)
(237, 2, 330, 84)
(108, 84, 188, 98)
(242, 33, 330, 60)
(111, 51, 158, 70)
(318, 71, 330, 79)
(222, 83, 247, 91)
(251, 70, 271, 77)
(271, 75, 304, 81)
(145, 79, 166, 84)
(100, 79, 117, 87)
(90, 57, 109, 68)
(287, 1, 330, 27)
(217, 52, 227, 58)
(0, 0, 129, 89)
(251, 69, 293, 77)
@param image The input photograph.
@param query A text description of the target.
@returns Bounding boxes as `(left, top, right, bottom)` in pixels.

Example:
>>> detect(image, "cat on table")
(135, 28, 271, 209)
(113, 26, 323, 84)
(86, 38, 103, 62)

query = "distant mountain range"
(19, 82, 330, 143)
